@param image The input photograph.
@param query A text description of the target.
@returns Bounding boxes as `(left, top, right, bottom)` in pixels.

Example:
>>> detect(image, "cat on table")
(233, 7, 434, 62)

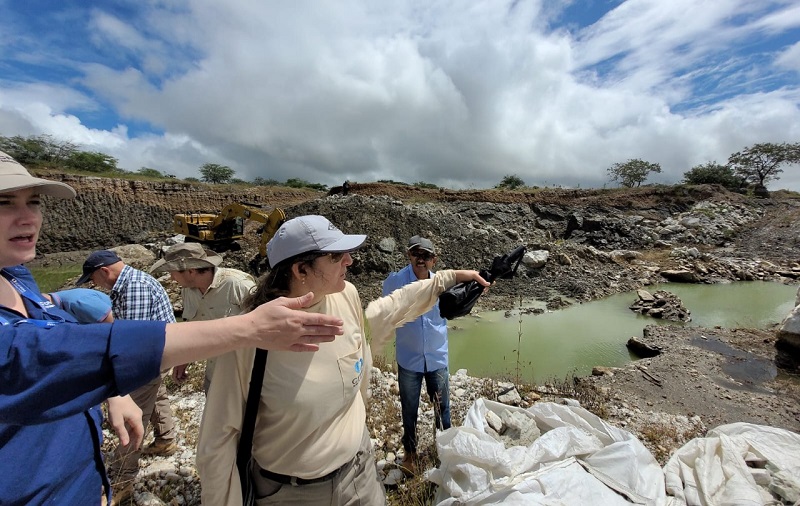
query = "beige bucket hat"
(151, 242, 223, 272)
(0, 150, 76, 198)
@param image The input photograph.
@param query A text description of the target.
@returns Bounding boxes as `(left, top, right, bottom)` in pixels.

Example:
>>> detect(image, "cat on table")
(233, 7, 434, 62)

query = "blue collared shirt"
(0, 265, 166, 505)
(382, 264, 449, 372)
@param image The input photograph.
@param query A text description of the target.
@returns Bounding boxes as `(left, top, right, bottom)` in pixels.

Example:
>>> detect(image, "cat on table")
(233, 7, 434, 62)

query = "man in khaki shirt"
(151, 243, 256, 393)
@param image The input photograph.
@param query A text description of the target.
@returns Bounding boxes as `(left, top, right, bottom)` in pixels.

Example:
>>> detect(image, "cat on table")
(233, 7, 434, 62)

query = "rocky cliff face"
(37, 174, 321, 254)
(36, 175, 800, 313)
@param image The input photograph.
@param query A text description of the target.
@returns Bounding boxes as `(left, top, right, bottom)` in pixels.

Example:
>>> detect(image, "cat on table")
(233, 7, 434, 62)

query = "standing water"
(379, 281, 797, 383)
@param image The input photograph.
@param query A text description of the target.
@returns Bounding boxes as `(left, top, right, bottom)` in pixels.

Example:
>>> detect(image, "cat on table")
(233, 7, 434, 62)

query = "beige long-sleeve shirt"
(181, 268, 255, 383)
(196, 270, 456, 506)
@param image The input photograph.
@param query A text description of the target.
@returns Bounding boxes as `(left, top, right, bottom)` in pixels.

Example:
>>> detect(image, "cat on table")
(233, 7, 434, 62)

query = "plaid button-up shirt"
(111, 265, 176, 323)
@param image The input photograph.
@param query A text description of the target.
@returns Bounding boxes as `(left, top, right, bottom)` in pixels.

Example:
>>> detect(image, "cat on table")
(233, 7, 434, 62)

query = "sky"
(1, 0, 799, 190)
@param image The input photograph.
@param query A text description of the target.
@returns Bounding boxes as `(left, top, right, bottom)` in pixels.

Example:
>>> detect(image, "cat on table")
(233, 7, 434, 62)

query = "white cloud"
(1, 0, 799, 190)
(776, 41, 800, 71)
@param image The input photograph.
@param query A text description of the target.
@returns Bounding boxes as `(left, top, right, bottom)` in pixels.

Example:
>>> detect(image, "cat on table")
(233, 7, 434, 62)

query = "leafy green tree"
(495, 174, 525, 190)
(413, 181, 438, 189)
(199, 163, 235, 184)
(284, 178, 327, 191)
(137, 167, 164, 178)
(184, 177, 200, 182)
(67, 151, 119, 173)
(0, 134, 77, 164)
(683, 162, 743, 190)
(252, 176, 280, 186)
(727, 142, 800, 189)
(607, 159, 661, 188)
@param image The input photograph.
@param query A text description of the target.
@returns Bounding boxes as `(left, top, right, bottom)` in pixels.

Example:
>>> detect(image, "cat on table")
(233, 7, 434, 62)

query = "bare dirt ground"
(323, 183, 800, 445)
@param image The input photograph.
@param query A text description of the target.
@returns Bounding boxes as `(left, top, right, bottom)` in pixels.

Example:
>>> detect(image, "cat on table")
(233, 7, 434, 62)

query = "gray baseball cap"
(407, 235, 435, 254)
(267, 215, 366, 268)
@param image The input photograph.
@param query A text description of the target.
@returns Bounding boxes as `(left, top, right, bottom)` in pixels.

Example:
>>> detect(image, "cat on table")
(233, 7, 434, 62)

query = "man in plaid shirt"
(77, 250, 178, 506)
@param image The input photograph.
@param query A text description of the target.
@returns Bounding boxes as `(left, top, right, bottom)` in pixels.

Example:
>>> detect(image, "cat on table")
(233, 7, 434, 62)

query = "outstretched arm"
(160, 292, 343, 370)
(366, 270, 488, 353)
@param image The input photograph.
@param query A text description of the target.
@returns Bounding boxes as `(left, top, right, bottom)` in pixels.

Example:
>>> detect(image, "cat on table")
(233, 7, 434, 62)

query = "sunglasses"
(325, 251, 354, 263)
(410, 250, 435, 261)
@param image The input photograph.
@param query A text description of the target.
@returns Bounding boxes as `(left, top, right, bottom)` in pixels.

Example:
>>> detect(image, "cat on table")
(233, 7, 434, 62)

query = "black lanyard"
(0, 270, 66, 328)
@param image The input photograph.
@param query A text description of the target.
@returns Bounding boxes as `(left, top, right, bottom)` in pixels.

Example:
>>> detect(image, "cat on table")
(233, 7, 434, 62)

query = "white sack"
(429, 399, 667, 505)
(664, 422, 800, 505)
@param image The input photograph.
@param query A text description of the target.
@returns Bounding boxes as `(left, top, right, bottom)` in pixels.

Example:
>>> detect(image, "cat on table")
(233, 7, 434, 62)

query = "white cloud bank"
(1, 0, 799, 190)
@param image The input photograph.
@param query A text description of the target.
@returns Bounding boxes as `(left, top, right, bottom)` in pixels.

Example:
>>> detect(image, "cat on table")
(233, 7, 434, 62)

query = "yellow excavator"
(172, 202, 286, 257)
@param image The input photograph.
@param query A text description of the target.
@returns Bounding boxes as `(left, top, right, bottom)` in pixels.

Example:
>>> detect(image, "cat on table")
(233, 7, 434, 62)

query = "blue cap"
(76, 250, 122, 285)
(49, 289, 112, 323)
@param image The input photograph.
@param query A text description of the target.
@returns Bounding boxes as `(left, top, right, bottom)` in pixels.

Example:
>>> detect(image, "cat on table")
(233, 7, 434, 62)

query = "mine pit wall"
(37, 174, 318, 254)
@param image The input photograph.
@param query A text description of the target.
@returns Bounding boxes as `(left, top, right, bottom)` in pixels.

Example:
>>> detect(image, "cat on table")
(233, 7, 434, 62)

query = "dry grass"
(535, 374, 611, 419)
(163, 361, 207, 395)
(637, 421, 705, 464)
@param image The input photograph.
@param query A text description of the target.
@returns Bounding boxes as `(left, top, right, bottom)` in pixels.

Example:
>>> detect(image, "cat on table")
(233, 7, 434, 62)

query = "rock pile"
(629, 289, 691, 322)
(485, 409, 541, 447)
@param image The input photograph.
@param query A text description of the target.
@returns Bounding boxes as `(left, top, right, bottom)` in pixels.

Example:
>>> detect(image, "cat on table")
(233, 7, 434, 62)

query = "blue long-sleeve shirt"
(0, 265, 166, 505)
(382, 265, 449, 372)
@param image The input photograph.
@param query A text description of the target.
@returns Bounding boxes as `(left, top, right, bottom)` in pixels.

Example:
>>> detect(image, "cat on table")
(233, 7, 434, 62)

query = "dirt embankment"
(35, 175, 800, 436)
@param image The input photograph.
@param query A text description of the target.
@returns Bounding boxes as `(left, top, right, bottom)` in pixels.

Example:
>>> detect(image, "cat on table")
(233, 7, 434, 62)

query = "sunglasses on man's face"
(410, 250, 435, 261)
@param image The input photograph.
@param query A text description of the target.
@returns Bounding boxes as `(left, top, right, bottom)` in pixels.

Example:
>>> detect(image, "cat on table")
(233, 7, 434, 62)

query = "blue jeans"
(397, 364, 451, 455)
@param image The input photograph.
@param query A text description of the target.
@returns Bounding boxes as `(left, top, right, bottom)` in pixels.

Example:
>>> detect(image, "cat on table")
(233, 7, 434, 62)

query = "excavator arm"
(173, 202, 286, 257)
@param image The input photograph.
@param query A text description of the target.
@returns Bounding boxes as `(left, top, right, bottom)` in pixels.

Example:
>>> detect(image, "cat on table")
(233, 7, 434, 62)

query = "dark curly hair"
(243, 250, 328, 312)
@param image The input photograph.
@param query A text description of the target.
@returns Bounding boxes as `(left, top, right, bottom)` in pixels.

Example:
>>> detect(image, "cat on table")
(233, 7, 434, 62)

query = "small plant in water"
(514, 294, 524, 384)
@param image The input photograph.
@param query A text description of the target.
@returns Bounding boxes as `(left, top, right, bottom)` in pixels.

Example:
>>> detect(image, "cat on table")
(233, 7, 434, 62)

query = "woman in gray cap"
(0, 151, 343, 506)
(197, 214, 489, 505)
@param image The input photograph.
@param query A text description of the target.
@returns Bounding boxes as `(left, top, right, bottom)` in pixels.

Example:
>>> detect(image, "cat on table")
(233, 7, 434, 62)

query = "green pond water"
(379, 281, 798, 383)
(27, 266, 798, 384)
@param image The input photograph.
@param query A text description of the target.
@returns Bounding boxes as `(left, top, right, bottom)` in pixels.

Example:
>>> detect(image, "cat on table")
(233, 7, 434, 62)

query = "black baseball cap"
(76, 250, 122, 285)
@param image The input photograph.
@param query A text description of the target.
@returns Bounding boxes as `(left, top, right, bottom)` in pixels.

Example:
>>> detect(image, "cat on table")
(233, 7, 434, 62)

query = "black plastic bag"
(439, 245, 526, 319)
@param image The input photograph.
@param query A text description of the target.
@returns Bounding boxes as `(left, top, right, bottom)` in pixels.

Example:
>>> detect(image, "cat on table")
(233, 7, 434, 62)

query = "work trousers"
(252, 427, 385, 505)
(108, 373, 176, 484)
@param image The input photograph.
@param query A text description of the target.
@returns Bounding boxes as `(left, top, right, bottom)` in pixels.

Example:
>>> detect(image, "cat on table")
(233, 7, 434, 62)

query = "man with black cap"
(151, 242, 256, 393)
(78, 249, 178, 505)
(382, 235, 451, 475)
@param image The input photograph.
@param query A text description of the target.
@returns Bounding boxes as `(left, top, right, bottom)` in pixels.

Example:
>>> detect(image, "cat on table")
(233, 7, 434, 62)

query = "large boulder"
(777, 299, 800, 367)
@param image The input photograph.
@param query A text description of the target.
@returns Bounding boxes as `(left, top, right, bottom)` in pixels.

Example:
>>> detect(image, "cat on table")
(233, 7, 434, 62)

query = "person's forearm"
(366, 270, 488, 353)
(162, 316, 250, 369)
(160, 292, 343, 369)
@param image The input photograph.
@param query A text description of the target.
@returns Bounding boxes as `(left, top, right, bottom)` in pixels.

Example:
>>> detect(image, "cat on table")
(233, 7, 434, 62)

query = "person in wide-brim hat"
(151, 242, 223, 273)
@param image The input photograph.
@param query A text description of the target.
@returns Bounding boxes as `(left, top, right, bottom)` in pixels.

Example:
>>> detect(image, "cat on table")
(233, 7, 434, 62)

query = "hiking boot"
(400, 453, 418, 476)
(141, 438, 177, 456)
(109, 483, 133, 506)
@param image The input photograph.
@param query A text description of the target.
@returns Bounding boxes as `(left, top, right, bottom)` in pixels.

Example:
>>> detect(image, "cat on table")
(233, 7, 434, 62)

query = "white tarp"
(428, 399, 800, 506)
(664, 422, 800, 505)
(428, 399, 668, 505)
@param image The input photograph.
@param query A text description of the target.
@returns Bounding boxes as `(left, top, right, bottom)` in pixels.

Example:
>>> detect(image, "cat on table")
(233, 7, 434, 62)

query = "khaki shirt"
(182, 268, 255, 382)
(196, 271, 456, 506)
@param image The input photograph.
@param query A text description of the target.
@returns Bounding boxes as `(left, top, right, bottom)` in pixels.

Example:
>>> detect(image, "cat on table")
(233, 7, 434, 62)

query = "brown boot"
(141, 438, 177, 456)
(109, 483, 133, 506)
(400, 452, 418, 476)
